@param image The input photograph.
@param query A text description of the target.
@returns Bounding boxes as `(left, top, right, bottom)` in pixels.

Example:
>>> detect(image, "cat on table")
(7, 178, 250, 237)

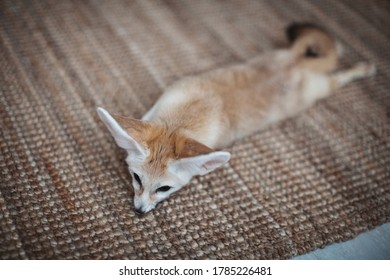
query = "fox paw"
(354, 62, 376, 77)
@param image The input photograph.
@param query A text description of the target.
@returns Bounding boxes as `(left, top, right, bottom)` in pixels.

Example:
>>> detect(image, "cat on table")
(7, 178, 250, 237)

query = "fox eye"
(133, 173, 142, 186)
(156, 186, 172, 193)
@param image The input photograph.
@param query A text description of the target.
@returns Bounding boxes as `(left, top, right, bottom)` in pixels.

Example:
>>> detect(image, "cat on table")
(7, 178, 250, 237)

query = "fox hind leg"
(329, 62, 376, 92)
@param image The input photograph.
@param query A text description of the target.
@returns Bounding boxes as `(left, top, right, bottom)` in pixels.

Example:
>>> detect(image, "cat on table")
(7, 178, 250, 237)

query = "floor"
(292, 222, 390, 260)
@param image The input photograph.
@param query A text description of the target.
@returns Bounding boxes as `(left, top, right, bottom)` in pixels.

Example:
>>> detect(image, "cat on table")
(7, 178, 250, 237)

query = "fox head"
(97, 107, 230, 214)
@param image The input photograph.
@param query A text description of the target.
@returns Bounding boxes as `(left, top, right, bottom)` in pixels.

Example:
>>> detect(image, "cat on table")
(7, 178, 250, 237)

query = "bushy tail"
(287, 23, 339, 73)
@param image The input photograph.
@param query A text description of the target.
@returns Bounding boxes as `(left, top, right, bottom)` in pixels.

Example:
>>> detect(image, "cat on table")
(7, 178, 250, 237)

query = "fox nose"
(134, 207, 145, 215)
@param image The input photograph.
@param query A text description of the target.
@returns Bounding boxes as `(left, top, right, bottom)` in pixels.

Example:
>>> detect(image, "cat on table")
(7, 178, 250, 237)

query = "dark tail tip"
(305, 46, 320, 58)
(286, 22, 325, 43)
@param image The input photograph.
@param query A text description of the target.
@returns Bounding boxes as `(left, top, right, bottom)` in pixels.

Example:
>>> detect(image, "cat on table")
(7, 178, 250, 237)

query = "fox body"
(97, 24, 375, 213)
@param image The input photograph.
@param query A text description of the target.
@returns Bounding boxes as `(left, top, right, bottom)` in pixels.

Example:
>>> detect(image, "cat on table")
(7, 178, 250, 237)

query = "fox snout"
(133, 194, 159, 214)
(133, 202, 150, 215)
(134, 207, 144, 215)
(134, 202, 161, 215)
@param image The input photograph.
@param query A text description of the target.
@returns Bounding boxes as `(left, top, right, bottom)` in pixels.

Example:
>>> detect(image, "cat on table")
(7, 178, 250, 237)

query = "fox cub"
(97, 23, 375, 213)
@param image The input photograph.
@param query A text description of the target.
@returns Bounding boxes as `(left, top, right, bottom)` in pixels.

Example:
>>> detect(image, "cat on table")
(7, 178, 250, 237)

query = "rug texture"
(0, 0, 389, 259)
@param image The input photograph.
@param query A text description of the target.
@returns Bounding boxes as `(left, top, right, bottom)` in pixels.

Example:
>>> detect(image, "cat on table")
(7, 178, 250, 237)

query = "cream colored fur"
(98, 24, 375, 213)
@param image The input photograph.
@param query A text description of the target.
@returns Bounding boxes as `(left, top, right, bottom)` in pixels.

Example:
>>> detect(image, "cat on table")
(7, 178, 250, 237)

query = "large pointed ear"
(170, 150, 231, 178)
(175, 137, 215, 158)
(96, 107, 148, 158)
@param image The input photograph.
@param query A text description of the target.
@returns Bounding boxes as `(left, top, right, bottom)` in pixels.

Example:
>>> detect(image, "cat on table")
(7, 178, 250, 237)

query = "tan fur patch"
(144, 125, 216, 178)
(113, 115, 215, 177)
(291, 27, 338, 73)
(112, 114, 151, 141)
(175, 137, 214, 158)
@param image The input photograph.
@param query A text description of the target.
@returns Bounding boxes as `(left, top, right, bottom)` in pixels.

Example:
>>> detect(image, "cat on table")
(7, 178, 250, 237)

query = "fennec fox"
(97, 23, 375, 214)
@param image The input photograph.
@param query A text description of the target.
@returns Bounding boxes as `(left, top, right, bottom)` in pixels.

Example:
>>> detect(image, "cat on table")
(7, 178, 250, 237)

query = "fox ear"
(170, 151, 231, 179)
(96, 107, 148, 158)
(175, 137, 215, 159)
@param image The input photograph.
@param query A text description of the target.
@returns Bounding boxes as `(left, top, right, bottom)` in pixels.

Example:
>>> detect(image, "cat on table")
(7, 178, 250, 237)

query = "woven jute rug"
(0, 0, 389, 259)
